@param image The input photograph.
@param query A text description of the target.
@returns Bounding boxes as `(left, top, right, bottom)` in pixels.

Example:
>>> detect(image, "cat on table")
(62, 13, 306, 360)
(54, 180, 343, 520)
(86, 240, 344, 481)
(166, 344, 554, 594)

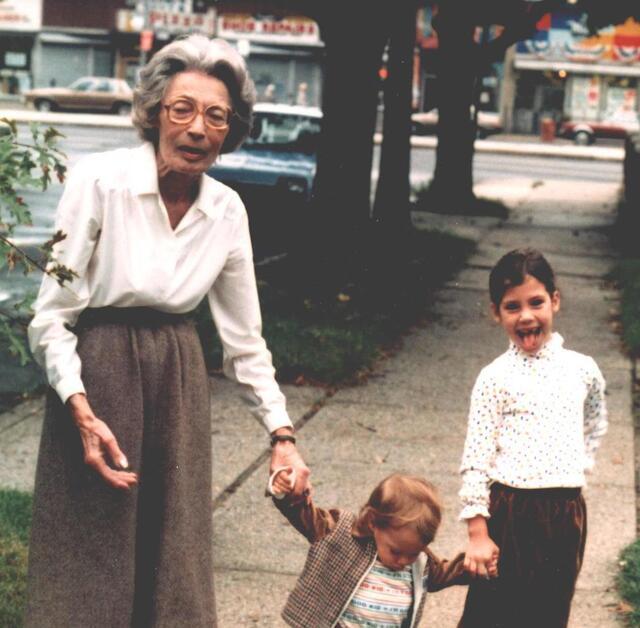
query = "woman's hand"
(269, 428, 311, 498)
(67, 393, 138, 491)
(464, 515, 500, 578)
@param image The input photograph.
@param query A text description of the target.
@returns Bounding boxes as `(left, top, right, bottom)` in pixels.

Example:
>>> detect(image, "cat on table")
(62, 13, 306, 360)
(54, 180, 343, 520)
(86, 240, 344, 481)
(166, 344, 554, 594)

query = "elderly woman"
(25, 35, 310, 627)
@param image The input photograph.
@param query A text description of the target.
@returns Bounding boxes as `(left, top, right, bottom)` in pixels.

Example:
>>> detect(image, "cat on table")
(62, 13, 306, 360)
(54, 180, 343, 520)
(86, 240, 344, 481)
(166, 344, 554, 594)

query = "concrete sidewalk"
(0, 176, 634, 626)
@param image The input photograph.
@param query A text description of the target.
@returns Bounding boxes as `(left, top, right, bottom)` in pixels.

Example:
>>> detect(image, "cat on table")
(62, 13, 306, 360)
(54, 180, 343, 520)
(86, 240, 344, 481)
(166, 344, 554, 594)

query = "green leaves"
(0, 119, 69, 366)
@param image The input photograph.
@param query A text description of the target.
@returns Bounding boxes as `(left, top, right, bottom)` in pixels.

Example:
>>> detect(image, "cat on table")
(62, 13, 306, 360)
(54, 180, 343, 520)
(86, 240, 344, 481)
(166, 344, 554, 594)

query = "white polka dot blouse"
(459, 333, 608, 520)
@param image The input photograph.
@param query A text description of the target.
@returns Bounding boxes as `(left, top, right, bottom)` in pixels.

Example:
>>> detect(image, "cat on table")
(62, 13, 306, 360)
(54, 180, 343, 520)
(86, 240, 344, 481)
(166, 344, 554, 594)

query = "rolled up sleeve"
(208, 207, 292, 433)
(28, 157, 102, 403)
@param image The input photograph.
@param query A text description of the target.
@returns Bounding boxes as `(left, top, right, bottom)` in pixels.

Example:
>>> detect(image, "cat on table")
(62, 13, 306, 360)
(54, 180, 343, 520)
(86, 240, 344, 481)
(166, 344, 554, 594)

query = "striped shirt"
(340, 560, 413, 627)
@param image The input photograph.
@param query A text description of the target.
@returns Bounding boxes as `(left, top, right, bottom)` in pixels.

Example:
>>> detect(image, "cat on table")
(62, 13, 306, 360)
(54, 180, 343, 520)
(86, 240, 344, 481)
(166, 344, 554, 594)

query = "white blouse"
(28, 142, 292, 434)
(459, 333, 607, 520)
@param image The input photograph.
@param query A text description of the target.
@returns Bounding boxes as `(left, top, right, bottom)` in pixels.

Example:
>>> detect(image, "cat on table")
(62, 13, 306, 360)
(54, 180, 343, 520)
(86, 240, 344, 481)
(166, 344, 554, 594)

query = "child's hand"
(465, 536, 500, 578)
(464, 515, 500, 578)
(266, 466, 297, 499)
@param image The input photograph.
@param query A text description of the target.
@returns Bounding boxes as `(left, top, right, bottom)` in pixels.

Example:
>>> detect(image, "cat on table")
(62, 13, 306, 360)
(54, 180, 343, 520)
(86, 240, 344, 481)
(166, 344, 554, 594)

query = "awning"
(515, 57, 640, 77)
(38, 32, 110, 47)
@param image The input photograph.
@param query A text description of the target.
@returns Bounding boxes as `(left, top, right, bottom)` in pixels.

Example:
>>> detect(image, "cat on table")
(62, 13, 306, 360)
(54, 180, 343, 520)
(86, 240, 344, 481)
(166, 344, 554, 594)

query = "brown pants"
(25, 308, 215, 627)
(458, 483, 587, 628)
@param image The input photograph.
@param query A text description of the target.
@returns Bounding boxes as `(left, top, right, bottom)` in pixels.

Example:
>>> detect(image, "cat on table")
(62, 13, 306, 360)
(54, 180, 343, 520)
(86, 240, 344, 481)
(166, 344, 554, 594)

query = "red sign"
(140, 30, 154, 52)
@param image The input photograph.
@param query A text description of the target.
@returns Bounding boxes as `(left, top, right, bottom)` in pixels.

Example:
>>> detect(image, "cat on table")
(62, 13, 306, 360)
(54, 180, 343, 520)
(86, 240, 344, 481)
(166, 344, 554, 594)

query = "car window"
(247, 113, 321, 152)
(70, 79, 95, 92)
(94, 80, 112, 93)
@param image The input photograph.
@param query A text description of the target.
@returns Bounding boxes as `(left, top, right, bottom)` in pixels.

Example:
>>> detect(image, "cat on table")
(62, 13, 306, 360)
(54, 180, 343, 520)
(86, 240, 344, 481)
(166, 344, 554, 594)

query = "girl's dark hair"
(352, 474, 442, 546)
(489, 248, 557, 307)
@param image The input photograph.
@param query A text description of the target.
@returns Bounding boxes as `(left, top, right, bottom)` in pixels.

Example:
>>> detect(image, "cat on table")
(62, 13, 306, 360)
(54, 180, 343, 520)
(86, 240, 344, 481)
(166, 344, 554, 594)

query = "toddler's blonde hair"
(353, 473, 442, 546)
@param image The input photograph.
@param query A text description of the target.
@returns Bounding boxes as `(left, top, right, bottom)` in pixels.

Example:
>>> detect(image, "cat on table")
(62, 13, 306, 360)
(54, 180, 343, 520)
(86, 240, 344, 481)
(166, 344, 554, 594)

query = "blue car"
(208, 103, 321, 256)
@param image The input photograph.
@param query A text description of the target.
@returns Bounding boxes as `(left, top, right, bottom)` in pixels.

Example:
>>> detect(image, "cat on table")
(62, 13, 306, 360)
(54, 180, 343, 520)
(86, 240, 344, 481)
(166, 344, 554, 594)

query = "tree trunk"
(297, 6, 388, 289)
(430, 3, 477, 211)
(372, 1, 417, 234)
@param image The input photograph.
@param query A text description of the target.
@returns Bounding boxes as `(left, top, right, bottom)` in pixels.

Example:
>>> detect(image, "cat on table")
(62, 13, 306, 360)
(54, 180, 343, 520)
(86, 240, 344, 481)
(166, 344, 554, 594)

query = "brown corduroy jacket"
(274, 495, 468, 628)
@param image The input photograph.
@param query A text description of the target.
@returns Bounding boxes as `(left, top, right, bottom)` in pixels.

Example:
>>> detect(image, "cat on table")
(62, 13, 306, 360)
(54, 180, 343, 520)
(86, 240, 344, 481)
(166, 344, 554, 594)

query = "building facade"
(0, 0, 218, 94)
(0, 0, 324, 107)
(0, 0, 42, 93)
(512, 10, 640, 133)
(215, 9, 323, 108)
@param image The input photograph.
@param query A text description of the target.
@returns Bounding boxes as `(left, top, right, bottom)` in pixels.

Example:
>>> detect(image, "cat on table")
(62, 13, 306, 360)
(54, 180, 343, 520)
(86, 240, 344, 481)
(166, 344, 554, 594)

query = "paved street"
(0, 171, 633, 626)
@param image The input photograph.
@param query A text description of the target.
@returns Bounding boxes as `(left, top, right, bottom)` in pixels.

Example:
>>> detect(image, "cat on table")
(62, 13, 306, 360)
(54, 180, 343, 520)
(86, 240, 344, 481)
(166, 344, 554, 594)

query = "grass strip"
(619, 540, 640, 626)
(195, 228, 475, 385)
(0, 490, 32, 628)
(612, 259, 640, 358)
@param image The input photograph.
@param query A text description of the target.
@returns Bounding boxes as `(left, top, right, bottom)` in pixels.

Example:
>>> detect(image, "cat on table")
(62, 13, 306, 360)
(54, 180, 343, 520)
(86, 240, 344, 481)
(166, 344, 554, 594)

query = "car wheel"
(574, 130, 593, 146)
(35, 99, 54, 112)
(114, 102, 131, 116)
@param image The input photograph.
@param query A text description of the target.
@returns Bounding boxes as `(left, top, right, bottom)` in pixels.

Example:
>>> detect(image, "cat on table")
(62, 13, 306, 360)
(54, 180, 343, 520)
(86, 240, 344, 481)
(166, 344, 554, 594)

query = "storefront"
(216, 13, 324, 107)
(513, 11, 640, 133)
(0, 0, 41, 94)
(31, 32, 113, 89)
(115, 2, 217, 86)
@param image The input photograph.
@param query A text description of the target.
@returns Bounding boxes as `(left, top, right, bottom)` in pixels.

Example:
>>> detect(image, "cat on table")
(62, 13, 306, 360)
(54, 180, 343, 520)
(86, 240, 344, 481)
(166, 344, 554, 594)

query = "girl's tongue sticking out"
(518, 328, 542, 353)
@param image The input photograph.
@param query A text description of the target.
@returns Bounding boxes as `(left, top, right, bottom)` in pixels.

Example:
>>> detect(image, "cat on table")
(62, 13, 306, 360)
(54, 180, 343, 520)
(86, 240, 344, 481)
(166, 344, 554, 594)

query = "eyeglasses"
(163, 97, 232, 129)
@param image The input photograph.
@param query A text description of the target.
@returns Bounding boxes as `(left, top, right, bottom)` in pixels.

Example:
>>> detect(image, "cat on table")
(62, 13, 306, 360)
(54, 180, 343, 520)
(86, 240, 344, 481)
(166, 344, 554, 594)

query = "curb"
(0, 108, 132, 129)
(381, 133, 624, 162)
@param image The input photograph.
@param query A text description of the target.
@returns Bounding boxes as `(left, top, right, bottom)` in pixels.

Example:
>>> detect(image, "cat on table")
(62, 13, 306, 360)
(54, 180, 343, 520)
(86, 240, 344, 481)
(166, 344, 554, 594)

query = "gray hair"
(132, 35, 256, 153)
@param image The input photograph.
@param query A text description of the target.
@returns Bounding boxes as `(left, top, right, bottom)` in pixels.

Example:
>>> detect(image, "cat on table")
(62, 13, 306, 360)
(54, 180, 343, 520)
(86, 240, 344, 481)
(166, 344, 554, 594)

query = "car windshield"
(246, 112, 321, 153)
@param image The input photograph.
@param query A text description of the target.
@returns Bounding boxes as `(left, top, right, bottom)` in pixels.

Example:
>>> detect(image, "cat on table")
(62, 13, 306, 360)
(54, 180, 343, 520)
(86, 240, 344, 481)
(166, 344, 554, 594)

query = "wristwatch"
(270, 433, 297, 447)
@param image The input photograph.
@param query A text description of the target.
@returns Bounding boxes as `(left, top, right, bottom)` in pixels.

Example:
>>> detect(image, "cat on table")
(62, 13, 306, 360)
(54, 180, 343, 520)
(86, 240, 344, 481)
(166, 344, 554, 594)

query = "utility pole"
(137, 0, 153, 72)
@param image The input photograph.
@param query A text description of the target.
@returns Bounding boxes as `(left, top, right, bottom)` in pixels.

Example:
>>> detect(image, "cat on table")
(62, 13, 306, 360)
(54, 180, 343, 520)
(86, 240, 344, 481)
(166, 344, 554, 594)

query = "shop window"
(603, 76, 638, 122)
(4, 52, 27, 69)
(567, 76, 601, 121)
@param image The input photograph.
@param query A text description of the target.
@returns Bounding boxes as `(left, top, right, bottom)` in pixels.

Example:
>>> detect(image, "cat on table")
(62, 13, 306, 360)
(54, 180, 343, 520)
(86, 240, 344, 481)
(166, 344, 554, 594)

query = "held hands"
(269, 428, 311, 499)
(464, 515, 500, 579)
(268, 466, 297, 499)
(67, 393, 138, 491)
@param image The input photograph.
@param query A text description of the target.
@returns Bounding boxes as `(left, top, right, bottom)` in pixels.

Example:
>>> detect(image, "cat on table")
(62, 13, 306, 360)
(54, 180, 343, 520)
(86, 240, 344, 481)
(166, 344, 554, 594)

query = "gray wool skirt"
(25, 307, 216, 628)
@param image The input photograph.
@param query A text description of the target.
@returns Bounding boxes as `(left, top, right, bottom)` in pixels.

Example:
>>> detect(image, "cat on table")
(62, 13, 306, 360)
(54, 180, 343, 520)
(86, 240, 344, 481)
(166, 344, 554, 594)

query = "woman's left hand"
(269, 429, 311, 498)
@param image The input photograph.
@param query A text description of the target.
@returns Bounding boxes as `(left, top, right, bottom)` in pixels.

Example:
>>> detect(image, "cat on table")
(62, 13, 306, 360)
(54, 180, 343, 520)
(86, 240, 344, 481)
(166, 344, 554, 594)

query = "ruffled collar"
(508, 331, 564, 362)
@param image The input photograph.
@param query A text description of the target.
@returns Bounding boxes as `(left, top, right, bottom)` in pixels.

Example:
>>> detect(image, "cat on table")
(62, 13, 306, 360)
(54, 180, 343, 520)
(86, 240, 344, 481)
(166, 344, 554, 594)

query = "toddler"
(270, 471, 485, 628)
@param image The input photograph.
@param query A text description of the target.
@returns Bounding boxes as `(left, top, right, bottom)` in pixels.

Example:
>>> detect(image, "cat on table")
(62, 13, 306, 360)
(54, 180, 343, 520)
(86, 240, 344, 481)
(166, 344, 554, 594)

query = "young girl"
(458, 248, 608, 628)
(270, 471, 483, 628)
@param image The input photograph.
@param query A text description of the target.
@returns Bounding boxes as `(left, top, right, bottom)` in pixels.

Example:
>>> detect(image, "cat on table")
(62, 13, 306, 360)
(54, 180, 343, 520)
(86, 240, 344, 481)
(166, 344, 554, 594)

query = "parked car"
(209, 102, 321, 256)
(559, 110, 640, 145)
(411, 108, 503, 138)
(24, 77, 133, 115)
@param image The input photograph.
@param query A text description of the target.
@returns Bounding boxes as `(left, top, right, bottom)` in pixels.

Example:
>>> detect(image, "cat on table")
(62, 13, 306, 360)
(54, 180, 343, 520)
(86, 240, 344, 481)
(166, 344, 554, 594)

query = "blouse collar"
(508, 331, 564, 362)
(130, 142, 226, 222)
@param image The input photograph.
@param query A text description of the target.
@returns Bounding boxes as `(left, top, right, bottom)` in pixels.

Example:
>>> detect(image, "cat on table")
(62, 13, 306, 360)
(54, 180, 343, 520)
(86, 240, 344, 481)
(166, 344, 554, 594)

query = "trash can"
(540, 117, 556, 142)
